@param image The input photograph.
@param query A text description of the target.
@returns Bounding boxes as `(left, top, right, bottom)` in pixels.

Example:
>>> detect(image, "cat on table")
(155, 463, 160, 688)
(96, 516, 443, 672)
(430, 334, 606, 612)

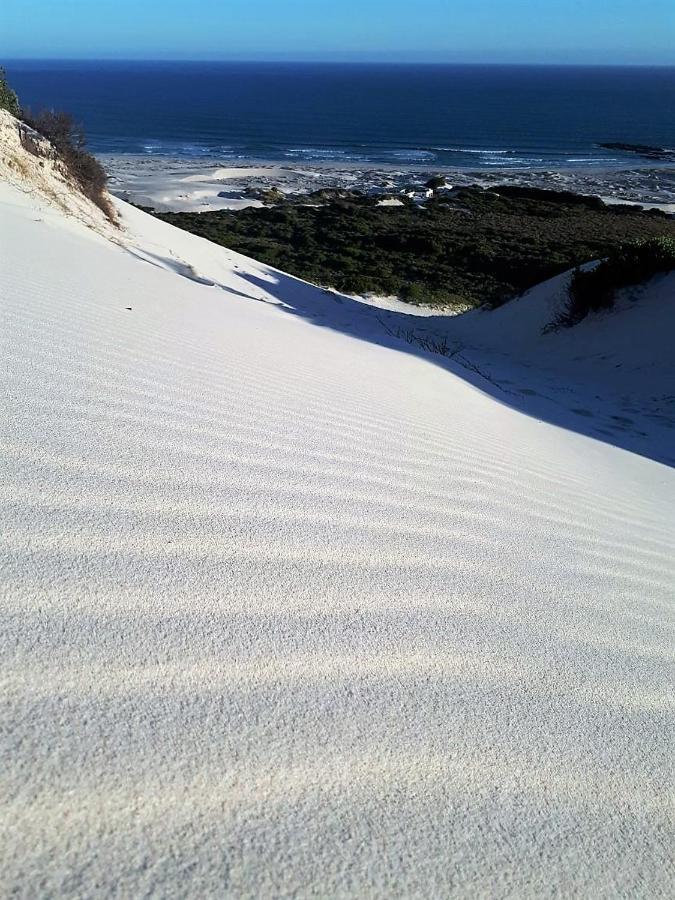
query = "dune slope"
(1, 180, 674, 898)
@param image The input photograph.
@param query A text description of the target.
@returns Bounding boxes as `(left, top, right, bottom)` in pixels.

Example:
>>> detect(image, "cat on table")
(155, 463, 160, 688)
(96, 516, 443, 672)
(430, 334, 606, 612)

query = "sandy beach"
(102, 153, 675, 213)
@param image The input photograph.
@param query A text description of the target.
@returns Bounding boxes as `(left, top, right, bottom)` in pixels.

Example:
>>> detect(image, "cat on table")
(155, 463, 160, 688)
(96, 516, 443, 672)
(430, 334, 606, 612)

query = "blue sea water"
(5, 61, 675, 169)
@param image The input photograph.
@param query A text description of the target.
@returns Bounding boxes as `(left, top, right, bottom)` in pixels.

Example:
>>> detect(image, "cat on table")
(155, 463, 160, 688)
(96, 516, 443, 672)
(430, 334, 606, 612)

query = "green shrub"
(0, 67, 20, 116)
(22, 108, 115, 222)
(562, 236, 675, 326)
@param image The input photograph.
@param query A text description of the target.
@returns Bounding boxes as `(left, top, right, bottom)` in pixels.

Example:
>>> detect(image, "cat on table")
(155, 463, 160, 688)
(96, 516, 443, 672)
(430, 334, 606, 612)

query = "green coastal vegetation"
(154, 188, 675, 314)
(563, 236, 675, 325)
(0, 67, 20, 117)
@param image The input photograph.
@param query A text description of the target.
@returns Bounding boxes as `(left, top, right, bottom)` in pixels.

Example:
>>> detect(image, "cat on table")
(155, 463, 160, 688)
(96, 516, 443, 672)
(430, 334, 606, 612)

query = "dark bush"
(22, 108, 115, 222)
(0, 67, 20, 116)
(495, 185, 605, 209)
(561, 236, 675, 326)
(425, 175, 447, 191)
(156, 188, 675, 310)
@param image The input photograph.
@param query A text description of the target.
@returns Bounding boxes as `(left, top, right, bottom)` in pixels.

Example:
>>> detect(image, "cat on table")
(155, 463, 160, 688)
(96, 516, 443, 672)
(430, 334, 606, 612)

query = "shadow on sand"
(231, 267, 673, 469)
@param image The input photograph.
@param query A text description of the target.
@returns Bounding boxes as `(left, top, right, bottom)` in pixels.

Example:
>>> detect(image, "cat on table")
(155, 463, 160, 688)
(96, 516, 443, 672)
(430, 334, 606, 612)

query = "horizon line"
(4, 57, 675, 68)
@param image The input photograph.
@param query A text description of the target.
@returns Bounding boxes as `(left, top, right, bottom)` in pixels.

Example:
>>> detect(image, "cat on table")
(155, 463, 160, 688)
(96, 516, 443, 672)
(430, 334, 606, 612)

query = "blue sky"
(1, 0, 673, 64)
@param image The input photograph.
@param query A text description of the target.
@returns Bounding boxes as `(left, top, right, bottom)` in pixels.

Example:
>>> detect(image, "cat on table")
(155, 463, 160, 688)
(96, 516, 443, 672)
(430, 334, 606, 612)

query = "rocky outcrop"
(599, 142, 675, 161)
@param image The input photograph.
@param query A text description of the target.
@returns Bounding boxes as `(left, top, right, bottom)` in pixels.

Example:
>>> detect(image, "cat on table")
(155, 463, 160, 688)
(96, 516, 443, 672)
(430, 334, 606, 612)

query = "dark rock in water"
(600, 143, 675, 161)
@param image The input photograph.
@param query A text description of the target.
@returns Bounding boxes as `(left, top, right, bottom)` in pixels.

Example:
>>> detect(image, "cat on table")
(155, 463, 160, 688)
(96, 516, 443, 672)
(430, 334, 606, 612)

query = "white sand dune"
(397, 270, 675, 467)
(106, 161, 298, 212)
(1, 139, 674, 897)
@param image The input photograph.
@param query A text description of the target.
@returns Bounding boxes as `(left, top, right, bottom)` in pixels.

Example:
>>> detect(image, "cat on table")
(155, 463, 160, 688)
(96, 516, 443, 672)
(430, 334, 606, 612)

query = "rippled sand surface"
(1, 183, 674, 898)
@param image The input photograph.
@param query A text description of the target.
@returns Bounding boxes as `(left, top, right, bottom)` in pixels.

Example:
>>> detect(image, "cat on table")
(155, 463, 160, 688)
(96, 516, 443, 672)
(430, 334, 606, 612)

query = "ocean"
(5, 61, 675, 169)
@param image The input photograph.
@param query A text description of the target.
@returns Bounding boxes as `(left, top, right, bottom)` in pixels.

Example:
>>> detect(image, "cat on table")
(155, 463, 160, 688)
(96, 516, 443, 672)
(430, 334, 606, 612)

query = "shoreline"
(102, 153, 675, 214)
(101, 152, 675, 175)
